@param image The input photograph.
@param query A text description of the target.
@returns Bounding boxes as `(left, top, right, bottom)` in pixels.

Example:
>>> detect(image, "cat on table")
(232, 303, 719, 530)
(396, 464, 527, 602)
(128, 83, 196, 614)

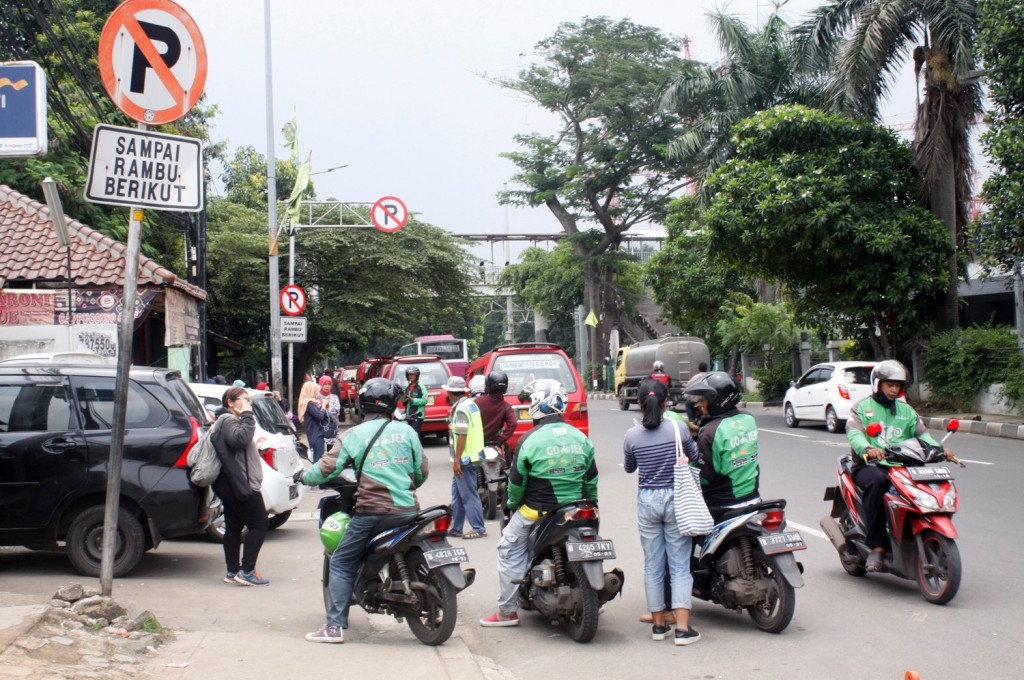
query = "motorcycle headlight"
(904, 484, 940, 512)
(941, 487, 957, 512)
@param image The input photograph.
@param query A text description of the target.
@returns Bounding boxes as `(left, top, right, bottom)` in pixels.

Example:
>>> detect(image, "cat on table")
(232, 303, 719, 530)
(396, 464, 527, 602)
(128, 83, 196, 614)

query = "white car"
(783, 361, 877, 433)
(188, 383, 305, 540)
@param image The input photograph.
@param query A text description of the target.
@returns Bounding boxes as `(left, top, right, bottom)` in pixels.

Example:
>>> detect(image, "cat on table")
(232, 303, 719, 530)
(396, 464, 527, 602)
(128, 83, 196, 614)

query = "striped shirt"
(623, 418, 699, 489)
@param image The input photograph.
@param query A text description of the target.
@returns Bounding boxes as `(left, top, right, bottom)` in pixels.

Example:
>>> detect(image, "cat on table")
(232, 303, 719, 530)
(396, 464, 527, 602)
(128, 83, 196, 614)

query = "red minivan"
(466, 343, 589, 451)
(378, 355, 453, 438)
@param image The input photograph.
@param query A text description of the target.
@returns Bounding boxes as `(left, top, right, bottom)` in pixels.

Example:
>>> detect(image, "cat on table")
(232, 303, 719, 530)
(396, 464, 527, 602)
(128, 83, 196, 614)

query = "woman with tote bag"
(623, 379, 702, 646)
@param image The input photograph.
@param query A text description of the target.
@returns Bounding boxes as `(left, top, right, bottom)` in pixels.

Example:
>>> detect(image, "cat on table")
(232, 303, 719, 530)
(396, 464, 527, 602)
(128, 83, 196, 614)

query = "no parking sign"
(371, 196, 408, 233)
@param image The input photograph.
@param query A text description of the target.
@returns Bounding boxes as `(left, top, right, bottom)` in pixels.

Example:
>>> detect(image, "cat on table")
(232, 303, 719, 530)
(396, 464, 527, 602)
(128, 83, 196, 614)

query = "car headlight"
(905, 484, 940, 512)
(941, 487, 957, 512)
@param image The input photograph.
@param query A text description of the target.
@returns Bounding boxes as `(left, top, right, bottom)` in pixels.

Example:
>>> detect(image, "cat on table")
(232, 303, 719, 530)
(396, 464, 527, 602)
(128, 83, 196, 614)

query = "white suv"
(783, 361, 877, 433)
(188, 383, 305, 540)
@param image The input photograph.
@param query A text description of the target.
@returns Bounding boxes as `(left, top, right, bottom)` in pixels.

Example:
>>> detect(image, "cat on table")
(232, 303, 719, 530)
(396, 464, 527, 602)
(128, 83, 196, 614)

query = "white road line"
(787, 520, 827, 541)
(760, 428, 808, 438)
(955, 458, 994, 466)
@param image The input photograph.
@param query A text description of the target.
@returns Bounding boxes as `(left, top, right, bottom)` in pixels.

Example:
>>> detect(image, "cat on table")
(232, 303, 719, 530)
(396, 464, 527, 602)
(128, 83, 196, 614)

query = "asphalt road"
(1, 404, 1020, 679)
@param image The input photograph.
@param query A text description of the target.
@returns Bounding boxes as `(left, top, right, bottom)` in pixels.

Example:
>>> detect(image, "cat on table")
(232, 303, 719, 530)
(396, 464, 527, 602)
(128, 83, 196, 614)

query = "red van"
(378, 355, 453, 438)
(466, 343, 588, 451)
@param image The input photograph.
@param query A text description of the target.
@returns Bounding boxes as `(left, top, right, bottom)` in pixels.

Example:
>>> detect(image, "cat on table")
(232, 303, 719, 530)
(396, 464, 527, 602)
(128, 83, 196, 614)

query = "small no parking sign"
(371, 196, 408, 233)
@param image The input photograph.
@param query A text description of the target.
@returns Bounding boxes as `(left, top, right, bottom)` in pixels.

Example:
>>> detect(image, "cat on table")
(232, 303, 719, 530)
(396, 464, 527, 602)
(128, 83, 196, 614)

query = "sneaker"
(223, 572, 237, 584)
(866, 551, 885, 573)
(305, 624, 344, 644)
(651, 624, 671, 641)
(234, 570, 270, 586)
(674, 627, 701, 646)
(480, 611, 519, 627)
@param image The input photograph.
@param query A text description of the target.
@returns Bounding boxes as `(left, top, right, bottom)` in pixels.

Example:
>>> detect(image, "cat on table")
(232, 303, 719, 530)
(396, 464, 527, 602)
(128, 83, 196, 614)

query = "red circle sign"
(280, 284, 307, 317)
(371, 196, 409, 233)
(98, 0, 207, 125)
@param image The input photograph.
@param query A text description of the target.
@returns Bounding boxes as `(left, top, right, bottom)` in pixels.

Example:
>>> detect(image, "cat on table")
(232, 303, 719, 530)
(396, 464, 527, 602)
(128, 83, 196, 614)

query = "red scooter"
(820, 420, 964, 604)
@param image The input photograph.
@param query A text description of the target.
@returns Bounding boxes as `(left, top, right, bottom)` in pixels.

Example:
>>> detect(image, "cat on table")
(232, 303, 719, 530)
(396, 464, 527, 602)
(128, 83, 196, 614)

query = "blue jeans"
(326, 513, 412, 628)
(637, 487, 693, 611)
(451, 464, 485, 534)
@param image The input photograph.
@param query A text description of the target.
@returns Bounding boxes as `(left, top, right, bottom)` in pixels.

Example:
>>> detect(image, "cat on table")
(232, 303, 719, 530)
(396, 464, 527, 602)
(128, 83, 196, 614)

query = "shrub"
(753, 362, 793, 402)
(924, 325, 1022, 410)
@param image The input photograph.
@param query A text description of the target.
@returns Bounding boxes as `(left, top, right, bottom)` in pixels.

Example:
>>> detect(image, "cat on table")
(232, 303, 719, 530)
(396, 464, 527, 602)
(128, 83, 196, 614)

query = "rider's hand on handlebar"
(292, 470, 305, 484)
(865, 447, 886, 461)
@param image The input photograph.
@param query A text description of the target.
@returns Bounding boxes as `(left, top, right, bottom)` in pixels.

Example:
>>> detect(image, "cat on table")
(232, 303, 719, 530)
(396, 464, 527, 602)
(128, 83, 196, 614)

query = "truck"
(613, 336, 710, 410)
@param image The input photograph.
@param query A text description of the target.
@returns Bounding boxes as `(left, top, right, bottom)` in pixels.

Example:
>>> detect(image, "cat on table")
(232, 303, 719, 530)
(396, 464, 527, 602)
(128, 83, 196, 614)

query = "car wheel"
(825, 406, 842, 433)
(66, 505, 145, 577)
(268, 510, 291, 530)
(784, 403, 799, 428)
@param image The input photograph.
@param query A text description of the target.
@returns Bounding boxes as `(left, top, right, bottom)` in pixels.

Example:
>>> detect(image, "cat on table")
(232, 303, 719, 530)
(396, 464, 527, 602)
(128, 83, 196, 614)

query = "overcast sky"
(176, 0, 921, 264)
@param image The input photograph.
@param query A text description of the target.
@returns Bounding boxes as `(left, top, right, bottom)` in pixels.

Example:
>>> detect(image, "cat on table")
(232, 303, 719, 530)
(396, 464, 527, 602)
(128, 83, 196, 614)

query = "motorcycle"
(820, 419, 963, 605)
(513, 500, 624, 643)
(477, 444, 509, 521)
(317, 473, 476, 646)
(690, 499, 806, 633)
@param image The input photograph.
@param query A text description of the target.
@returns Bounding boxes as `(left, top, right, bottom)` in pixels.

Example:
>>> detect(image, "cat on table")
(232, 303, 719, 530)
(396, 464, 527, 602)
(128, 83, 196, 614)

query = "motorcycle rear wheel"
(405, 551, 458, 646)
(746, 555, 796, 634)
(562, 561, 600, 643)
(916, 531, 961, 605)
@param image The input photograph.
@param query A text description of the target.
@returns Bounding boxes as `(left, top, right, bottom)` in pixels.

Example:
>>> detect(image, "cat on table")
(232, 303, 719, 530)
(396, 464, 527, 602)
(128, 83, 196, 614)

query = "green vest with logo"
(450, 397, 484, 464)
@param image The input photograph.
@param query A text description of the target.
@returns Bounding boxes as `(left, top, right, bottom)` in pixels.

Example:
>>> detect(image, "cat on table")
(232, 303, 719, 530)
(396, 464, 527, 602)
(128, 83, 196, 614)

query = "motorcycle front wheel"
(916, 531, 961, 605)
(405, 551, 458, 646)
(562, 561, 600, 643)
(746, 554, 796, 634)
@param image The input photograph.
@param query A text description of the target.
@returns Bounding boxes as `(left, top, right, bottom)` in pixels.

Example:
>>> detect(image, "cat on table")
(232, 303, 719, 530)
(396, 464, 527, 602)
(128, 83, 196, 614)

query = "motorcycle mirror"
(947, 419, 960, 432)
(866, 422, 883, 438)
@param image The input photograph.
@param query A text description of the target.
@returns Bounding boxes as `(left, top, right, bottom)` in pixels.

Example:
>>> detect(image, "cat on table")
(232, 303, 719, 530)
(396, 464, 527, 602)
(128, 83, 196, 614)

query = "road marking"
(760, 428, 808, 438)
(955, 458, 994, 465)
(788, 520, 827, 541)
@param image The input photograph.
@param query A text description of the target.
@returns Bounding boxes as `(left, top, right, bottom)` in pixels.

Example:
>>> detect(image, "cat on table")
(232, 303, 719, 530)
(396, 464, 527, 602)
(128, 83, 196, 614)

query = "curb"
(586, 393, 1024, 441)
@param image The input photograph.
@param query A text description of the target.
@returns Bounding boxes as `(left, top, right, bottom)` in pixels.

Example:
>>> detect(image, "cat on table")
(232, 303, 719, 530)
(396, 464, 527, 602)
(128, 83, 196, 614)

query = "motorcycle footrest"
(510, 578, 529, 585)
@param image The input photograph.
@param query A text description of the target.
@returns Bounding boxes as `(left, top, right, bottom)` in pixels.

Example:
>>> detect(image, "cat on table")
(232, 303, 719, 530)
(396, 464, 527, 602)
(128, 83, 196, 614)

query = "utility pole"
(264, 0, 283, 393)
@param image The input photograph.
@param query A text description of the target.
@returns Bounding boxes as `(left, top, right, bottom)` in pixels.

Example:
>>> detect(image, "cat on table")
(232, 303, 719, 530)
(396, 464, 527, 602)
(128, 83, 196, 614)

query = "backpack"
(187, 414, 231, 487)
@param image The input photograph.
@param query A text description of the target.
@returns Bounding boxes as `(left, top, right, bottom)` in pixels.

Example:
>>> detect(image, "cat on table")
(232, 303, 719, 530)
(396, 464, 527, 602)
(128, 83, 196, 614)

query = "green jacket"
(303, 416, 428, 514)
(847, 395, 938, 467)
(507, 414, 598, 517)
(696, 409, 760, 512)
(405, 383, 427, 421)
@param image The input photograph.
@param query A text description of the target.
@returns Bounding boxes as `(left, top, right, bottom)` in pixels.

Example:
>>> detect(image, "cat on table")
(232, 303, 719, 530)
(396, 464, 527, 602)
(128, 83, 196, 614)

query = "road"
(1, 403, 1020, 679)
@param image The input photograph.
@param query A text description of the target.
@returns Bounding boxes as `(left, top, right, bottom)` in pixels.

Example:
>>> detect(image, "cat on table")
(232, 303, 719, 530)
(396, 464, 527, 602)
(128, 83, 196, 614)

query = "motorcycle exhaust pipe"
(820, 516, 847, 552)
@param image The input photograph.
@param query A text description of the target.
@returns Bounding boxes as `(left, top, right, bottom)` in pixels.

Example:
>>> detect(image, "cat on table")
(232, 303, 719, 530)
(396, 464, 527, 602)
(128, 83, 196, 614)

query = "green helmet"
(320, 511, 351, 553)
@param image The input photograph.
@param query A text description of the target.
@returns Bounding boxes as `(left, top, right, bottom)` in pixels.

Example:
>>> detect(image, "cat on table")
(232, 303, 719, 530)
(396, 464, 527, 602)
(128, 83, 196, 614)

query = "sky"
(174, 0, 922, 265)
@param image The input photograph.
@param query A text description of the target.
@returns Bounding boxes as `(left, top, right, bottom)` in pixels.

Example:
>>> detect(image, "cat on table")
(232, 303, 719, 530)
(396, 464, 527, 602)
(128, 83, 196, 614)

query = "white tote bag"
(669, 419, 714, 536)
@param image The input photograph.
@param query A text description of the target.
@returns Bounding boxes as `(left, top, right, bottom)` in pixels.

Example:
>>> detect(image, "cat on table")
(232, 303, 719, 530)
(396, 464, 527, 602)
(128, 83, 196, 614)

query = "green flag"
(585, 310, 599, 327)
(282, 116, 311, 225)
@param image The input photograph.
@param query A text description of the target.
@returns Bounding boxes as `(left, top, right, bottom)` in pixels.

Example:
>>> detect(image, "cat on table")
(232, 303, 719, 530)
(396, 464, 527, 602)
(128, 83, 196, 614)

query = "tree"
(704, 105, 949, 359)
(660, 7, 826, 199)
(976, 0, 1024, 273)
(221, 145, 308, 211)
(645, 196, 756, 357)
(496, 16, 692, 363)
(716, 295, 797, 399)
(794, 0, 982, 332)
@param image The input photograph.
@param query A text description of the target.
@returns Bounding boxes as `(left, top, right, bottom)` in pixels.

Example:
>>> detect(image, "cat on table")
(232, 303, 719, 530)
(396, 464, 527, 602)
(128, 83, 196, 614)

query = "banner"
(0, 288, 157, 326)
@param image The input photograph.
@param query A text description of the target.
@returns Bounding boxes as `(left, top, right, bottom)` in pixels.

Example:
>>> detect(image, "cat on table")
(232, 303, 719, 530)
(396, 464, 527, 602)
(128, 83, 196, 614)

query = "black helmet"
(405, 366, 420, 379)
(683, 371, 741, 417)
(485, 369, 509, 395)
(359, 378, 402, 415)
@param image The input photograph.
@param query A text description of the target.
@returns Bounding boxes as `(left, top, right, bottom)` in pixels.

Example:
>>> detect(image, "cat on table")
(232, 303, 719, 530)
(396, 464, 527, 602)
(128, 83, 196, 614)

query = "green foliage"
(752, 363, 794, 402)
(221, 146, 310, 211)
(924, 326, 1023, 410)
(977, 0, 1024, 271)
(646, 196, 756, 356)
(715, 295, 796, 365)
(705, 105, 949, 358)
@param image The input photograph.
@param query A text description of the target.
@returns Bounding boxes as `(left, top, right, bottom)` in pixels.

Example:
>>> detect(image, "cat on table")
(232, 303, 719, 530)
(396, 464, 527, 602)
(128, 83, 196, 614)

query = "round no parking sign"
(371, 196, 408, 233)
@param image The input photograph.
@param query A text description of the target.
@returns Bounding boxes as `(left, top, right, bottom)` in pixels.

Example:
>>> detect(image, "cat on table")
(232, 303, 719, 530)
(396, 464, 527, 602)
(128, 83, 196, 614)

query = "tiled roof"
(0, 184, 205, 301)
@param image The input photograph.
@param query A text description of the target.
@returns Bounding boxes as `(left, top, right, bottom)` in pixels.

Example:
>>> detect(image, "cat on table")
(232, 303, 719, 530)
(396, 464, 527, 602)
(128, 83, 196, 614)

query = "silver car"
(187, 383, 305, 540)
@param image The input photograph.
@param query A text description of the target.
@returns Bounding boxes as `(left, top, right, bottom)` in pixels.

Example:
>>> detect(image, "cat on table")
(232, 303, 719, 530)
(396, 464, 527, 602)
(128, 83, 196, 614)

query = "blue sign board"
(0, 61, 47, 157)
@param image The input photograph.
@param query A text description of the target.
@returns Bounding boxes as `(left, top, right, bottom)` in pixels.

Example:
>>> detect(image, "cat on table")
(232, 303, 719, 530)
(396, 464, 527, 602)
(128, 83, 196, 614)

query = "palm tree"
(660, 7, 826, 200)
(792, 0, 981, 332)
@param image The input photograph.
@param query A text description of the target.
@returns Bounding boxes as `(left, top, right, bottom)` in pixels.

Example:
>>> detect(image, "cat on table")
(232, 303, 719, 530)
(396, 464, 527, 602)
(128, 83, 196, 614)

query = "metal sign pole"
(100, 127, 146, 595)
(265, 0, 283, 396)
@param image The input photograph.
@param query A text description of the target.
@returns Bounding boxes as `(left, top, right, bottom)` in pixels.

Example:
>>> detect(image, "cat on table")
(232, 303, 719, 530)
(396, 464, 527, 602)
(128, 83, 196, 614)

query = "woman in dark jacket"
(298, 380, 331, 463)
(212, 386, 270, 586)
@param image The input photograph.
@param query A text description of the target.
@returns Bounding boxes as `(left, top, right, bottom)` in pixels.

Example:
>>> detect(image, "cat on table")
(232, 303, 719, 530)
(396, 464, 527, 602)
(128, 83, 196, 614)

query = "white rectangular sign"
(84, 124, 203, 211)
(281, 316, 307, 343)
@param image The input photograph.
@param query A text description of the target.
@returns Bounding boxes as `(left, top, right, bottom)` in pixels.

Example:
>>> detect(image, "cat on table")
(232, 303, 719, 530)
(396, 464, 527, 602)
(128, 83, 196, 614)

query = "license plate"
(423, 546, 469, 569)
(288, 484, 299, 500)
(566, 540, 616, 561)
(907, 466, 953, 481)
(757, 531, 806, 555)
(427, 395, 435, 405)
(517, 407, 530, 420)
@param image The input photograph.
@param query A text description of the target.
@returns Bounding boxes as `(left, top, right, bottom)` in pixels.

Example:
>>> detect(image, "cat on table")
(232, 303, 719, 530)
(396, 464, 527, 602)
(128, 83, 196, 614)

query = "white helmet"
(468, 374, 487, 396)
(518, 379, 568, 420)
(871, 360, 910, 393)
(653, 360, 665, 371)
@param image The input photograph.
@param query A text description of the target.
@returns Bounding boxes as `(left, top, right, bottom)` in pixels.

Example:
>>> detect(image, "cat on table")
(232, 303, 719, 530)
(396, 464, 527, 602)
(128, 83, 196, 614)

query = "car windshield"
(392, 362, 449, 389)
(251, 395, 292, 434)
(842, 366, 874, 385)
(494, 353, 579, 394)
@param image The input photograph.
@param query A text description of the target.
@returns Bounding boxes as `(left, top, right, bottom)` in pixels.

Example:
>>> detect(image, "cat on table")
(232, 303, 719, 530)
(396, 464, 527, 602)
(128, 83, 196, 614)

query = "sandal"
(462, 530, 487, 539)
